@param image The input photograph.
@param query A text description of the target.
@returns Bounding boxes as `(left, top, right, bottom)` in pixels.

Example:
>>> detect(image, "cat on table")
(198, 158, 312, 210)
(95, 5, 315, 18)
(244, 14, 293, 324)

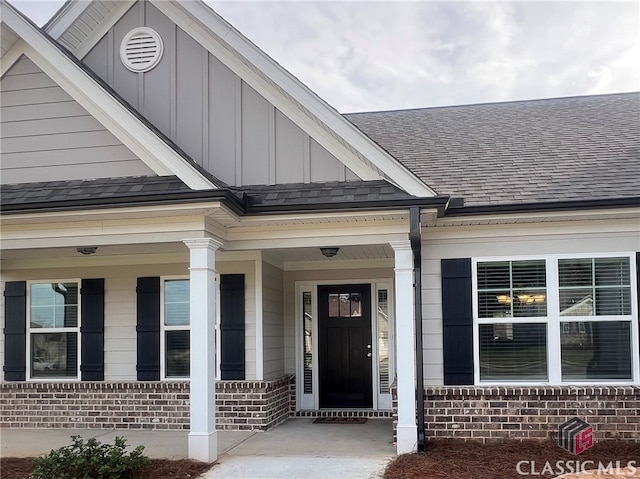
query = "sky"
(8, 0, 640, 113)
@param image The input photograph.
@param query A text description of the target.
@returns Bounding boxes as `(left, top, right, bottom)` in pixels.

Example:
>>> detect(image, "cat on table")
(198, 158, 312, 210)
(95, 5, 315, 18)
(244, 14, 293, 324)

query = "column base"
(396, 424, 418, 454)
(188, 431, 218, 462)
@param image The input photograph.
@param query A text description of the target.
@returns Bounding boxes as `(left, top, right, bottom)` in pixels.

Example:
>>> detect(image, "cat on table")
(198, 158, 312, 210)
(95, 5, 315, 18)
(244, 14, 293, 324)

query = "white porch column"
(183, 238, 222, 463)
(390, 240, 417, 454)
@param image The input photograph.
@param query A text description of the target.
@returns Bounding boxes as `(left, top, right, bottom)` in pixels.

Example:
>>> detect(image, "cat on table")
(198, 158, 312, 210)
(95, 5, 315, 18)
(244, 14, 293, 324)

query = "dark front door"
(318, 284, 372, 408)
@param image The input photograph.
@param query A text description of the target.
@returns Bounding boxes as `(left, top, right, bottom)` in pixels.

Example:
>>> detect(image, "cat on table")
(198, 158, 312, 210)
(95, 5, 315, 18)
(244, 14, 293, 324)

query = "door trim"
(294, 278, 395, 411)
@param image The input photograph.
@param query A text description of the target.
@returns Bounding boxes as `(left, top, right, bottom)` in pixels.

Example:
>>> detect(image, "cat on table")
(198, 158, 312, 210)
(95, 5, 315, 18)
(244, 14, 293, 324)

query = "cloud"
(8, 0, 640, 112)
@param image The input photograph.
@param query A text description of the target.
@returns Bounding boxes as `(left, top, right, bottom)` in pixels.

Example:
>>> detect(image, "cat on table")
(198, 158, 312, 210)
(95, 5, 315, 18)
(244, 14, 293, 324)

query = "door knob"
(367, 352, 372, 358)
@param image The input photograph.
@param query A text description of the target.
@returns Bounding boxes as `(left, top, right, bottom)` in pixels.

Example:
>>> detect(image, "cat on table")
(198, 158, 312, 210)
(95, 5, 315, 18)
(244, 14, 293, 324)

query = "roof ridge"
(344, 91, 640, 117)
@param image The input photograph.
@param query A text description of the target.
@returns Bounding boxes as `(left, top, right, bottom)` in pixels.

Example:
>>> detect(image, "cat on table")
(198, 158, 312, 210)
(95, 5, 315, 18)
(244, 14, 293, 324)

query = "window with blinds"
(474, 255, 636, 384)
(377, 289, 390, 394)
(302, 292, 313, 394)
(476, 260, 548, 381)
(163, 279, 190, 378)
(559, 257, 633, 381)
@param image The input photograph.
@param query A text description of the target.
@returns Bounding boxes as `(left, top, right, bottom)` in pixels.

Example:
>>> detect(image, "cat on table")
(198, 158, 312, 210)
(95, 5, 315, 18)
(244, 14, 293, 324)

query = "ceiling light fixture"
(77, 247, 98, 255)
(320, 247, 339, 258)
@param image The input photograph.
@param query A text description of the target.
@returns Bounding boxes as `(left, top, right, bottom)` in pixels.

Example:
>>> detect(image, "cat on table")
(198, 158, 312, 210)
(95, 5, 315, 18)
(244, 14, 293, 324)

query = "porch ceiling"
(264, 244, 394, 264)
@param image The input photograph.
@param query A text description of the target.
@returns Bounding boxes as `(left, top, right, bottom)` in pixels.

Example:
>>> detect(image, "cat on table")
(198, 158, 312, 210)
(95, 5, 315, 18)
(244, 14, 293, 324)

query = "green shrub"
(30, 435, 150, 479)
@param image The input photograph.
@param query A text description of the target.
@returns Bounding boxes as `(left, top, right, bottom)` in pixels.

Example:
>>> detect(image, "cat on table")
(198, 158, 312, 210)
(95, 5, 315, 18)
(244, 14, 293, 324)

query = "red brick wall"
(391, 386, 639, 443)
(0, 376, 293, 431)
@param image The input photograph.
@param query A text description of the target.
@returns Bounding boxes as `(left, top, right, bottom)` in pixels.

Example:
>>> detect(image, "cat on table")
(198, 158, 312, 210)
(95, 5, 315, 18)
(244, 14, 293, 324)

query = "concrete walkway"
(1, 418, 395, 479)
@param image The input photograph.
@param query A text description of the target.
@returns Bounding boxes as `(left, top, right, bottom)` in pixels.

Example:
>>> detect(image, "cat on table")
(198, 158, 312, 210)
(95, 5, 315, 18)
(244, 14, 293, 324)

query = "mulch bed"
(384, 439, 640, 479)
(0, 457, 212, 479)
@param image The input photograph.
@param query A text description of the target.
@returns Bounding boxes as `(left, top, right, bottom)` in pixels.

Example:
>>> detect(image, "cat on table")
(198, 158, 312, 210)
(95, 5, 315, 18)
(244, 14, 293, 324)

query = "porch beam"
(390, 240, 418, 454)
(183, 238, 222, 462)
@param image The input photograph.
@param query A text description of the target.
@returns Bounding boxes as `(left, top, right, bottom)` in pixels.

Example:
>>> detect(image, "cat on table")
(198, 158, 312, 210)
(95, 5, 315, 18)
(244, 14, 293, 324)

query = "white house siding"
(0, 57, 153, 185)
(282, 267, 394, 375)
(262, 261, 285, 379)
(0, 257, 258, 382)
(421, 218, 640, 385)
(81, 1, 359, 187)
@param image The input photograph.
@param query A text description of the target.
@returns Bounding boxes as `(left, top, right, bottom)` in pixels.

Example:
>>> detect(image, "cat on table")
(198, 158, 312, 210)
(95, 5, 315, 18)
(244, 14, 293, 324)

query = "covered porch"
(1, 201, 435, 460)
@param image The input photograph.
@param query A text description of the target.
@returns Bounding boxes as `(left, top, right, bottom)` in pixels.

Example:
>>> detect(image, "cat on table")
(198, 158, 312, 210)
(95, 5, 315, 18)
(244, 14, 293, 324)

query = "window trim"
(472, 253, 638, 386)
(160, 275, 190, 380)
(26, 279, 81, 381)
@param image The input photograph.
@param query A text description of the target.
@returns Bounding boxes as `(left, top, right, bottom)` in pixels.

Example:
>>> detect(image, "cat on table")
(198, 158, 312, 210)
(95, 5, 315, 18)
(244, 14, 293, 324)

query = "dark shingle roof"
(346, 92, 640, 206)
(1, 176, 449, 214)
(238, 180, 419, 207)
(1, 176, 193, 208)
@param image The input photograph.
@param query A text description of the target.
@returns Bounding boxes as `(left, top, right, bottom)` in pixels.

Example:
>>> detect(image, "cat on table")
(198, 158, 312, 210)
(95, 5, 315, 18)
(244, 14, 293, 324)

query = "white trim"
(375, 281, 394, 410)
(0, 38, 27, 78)
(1, 3, 216, 191)
(293, 278, 393, 411)
(255, 256, 264, 380)
(43, 0, 92, 40)
(150, 0, 435, 197)
(472, 252, 638, 386)
(26, 279, 81, 381)
(74, 1, 137, 59)
(160, 275, 190, 380)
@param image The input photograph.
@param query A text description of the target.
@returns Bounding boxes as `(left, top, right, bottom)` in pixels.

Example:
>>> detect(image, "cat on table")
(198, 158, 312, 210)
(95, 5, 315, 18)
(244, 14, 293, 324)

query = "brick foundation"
(392, 386, 639, 443)
(1, 375, 293, 431)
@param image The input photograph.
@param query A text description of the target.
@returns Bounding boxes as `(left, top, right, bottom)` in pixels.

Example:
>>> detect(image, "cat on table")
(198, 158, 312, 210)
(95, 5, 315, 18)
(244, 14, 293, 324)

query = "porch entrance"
(318, 284, 373, 408)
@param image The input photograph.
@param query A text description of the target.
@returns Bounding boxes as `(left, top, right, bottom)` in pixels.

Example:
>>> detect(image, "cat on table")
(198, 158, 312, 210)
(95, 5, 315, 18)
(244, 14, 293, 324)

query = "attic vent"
(120, 27, 163, 73)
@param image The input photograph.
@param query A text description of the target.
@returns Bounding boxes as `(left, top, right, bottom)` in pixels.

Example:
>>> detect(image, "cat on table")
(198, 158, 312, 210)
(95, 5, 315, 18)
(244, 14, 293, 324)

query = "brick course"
(391, 386, 639, 443)
(1, 376, 293, 431)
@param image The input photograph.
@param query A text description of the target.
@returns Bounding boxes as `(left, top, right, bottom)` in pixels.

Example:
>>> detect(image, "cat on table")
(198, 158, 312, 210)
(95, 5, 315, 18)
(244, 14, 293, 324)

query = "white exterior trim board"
(1, 4, 215, 190)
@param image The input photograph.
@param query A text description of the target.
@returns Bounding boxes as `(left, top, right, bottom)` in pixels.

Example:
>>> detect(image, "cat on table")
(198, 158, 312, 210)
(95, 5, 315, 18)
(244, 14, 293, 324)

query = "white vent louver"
(120, 27, 163, 73)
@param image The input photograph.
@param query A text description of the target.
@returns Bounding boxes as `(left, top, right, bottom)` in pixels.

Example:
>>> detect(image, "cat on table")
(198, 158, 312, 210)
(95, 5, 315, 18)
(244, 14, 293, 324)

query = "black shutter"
(220, 274, 245, 380)
(136, 277, 160, 381)
(3, 281, 26, 381)
(441, 259, 474, 385)
(80, 279, 104, 381)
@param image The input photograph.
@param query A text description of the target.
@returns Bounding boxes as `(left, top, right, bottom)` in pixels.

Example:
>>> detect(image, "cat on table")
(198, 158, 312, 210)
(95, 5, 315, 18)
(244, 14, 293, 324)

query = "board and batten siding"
(81, 2, 359, 187)
(262, 261, 285, 379)
(0, 57, 153, 185)
(421, 218, 640, 386)
(0, 258, 258, 382)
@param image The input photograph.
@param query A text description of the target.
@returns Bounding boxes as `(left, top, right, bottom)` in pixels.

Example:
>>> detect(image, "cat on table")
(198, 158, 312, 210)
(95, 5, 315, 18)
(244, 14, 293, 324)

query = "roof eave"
(443, 197, 640, 217)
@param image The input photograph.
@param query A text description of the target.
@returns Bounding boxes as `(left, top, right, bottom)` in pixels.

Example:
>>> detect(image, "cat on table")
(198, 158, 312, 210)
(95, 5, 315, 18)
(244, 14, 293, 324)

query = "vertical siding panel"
(175, 27, 204, 166)
(141, 3, 174, 135)
(209, 55, 238, 186)
(241, 82, 270, 185)
(275, 110, 305, 184)
(81, 34, 109, 81)
(309, 138, 342, 182)
(111, 4, 140, 110)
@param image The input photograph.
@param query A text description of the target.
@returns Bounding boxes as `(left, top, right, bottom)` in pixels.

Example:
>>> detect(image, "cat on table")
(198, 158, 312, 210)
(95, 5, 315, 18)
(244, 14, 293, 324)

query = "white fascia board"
(2, 4, 215, 190)
(70, 1, 136, 59)
(43, 0, 91, 40)
(155, 1, 436, 197)
(0, 34, 25, 77)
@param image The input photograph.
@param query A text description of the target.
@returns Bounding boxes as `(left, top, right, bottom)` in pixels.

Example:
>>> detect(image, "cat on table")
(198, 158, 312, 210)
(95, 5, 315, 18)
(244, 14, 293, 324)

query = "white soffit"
(1, 2, 216, 190)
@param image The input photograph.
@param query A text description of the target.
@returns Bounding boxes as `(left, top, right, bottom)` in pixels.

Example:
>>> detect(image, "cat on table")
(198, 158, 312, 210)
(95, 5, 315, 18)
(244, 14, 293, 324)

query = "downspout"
(410, 206, 426, 452)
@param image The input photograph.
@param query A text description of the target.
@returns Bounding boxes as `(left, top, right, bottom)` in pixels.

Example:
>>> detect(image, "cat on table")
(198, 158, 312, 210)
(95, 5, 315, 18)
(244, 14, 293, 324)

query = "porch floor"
(1, 418, 395, 478)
